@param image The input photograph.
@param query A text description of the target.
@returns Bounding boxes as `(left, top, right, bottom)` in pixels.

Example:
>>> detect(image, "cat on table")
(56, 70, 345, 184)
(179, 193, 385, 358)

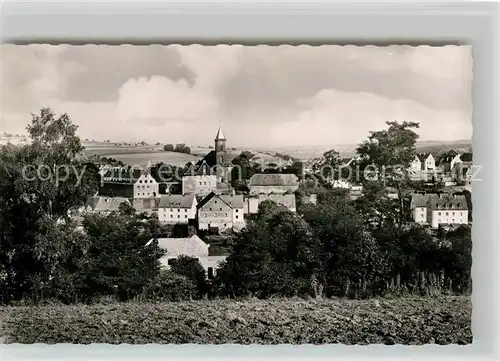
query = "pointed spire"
(215, 121, 226, 141)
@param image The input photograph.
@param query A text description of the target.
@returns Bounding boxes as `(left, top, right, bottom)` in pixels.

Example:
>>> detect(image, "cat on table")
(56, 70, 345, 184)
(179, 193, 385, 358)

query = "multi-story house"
(134, 173, 160, 198)
(146, 235, 226, 279)
(157, 194, 197, 224)
(248, 173, 300, 195)
(410, 193, 469, 228)
(197, 192, 245, 232)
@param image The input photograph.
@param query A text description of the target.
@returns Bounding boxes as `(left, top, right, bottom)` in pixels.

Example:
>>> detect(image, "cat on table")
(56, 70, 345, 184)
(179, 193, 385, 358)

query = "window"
(452, 219, 455, 223)
(452, 212, 455, 216)
(177, 215, 180, 218)
(236, 209, 239, 213)
(150, 180, 153, 183)
(210, 208, 212, 211)
(177, 209, 180, 212)
(170, 215, 173, 218)
(438, 212, 441, 216)
(185, 209, 187, 212)
(438, 219, 441, 223)
(215, 200, 217, 204)
(225, 213, 228, 216)
(236, 215, 239, 219)
(207, 267, 214, 279)
(139, 180, 142, 183)
(220, 208, 223, 211)
(185, 215, 188, 218)
(446, 212, 449, 216)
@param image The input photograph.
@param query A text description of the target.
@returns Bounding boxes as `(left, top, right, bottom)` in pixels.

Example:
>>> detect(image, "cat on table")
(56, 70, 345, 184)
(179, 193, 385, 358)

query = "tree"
(312, 149, 342, 180)
(301, 191, 388, 298)
(356, 121, 420, 226)
(163, 144, 175, 152)
(216, 202, 320, 298)
(79, 212, 165, 302)
(170, 256, 209, 298)
(0, 108, 99, 303)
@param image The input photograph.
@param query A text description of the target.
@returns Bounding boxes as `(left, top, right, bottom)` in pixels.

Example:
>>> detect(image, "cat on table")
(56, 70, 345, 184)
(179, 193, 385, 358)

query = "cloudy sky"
(1, 45, 472, 148)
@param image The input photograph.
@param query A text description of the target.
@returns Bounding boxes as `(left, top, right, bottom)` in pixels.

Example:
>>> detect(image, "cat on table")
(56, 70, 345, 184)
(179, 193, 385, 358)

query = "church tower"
(214, 124, 228, 167)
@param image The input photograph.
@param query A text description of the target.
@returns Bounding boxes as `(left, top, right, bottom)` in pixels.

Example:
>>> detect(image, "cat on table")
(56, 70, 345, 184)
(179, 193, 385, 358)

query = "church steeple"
(214, 122, 228, 168)
(214, 123, 226, 141)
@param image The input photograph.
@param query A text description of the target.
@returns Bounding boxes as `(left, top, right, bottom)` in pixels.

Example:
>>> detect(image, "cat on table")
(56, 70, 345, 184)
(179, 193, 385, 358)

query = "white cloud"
(266, 88, 473, 147)
(116, 75, 219, 122)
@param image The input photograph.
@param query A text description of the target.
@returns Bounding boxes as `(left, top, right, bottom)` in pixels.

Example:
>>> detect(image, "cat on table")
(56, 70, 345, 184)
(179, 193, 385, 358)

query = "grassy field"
(0, 296, 471, 345)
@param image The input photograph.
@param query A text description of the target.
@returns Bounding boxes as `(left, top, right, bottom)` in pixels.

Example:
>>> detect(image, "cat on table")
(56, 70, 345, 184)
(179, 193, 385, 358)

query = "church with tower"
(181, 124, 233, 196)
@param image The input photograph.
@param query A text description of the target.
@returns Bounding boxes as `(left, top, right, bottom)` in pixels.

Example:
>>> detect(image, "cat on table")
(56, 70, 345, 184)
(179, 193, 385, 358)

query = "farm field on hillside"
(1, 296, 471, 345)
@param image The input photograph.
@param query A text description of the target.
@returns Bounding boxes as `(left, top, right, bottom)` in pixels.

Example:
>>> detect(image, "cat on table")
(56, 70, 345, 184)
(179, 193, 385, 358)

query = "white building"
(134, 173, 159, 199)
(157, 194, 197, 224)
(146, 235, 226, 278)
(410, 193, 469, 228)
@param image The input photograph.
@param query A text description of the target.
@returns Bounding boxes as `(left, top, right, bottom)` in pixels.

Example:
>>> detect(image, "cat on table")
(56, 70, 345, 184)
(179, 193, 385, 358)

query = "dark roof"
(184, 150, 219, 175)
(460, 152, 473, 162)
(411, 193, 468, 210)
(249, 173, 299, 187)
(416, 153, 432, 162)
(432, 194, 468, 210)
(101, 167, 142, 183)
(196, 192, 244, 210)
(157, 194, 196, 209)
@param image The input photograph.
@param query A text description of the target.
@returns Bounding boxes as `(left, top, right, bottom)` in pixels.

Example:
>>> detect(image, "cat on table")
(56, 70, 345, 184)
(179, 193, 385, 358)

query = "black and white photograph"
(0, 44, 473, 345)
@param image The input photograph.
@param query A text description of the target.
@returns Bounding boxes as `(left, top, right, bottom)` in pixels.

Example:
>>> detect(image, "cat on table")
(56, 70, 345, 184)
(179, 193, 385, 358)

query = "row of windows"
(138, 179, 155, 184)
(162, 209, 188, 212)
(437, 218, 465, 224)
(167, 214, 189, 219)
(437, 211, 464, 216)
(201, 213, 238, 218)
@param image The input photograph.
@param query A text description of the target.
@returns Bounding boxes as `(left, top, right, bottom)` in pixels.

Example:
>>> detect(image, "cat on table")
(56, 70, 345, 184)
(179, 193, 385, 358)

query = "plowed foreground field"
(0, 296, 471, 345)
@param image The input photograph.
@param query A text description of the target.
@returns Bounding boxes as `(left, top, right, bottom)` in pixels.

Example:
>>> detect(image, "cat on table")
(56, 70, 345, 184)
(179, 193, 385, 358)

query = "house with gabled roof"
(146, 235, 226, 278)
(197, 192, 245, 232)
(410, 193, 468, 228)
(85, 196, 131, 216)
(157, 194, 197, 224)
(248, 173, 299, 195)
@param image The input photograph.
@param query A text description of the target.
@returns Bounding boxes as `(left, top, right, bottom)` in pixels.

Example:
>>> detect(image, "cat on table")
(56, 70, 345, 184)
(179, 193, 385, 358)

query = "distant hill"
(255, 140, 472, 160)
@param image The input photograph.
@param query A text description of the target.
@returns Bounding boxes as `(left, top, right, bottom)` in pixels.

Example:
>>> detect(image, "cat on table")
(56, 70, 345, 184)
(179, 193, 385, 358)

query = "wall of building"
(182, 175, 218, 196)
(431, 209, 468, 228)
(249, 185, 299, 195)
(412, 207, 428, 224)
(198, 197, 233, 231)
(158, 205, 196, 224)
(134, 174, 159, 198)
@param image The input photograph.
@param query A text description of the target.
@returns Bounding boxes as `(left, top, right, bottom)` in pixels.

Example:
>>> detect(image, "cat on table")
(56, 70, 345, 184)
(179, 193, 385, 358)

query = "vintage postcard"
(0, 44, 472, 345)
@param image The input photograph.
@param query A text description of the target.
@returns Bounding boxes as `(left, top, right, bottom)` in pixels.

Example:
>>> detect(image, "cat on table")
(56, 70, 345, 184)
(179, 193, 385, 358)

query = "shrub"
(141, 271, 196, 302)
